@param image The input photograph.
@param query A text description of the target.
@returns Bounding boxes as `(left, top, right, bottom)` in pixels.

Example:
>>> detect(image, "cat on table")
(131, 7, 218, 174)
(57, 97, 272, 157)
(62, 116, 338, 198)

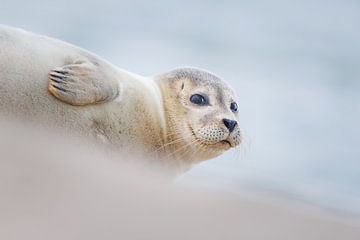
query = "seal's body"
(0, 25, 241, 173)
(0, 26, 165, 153)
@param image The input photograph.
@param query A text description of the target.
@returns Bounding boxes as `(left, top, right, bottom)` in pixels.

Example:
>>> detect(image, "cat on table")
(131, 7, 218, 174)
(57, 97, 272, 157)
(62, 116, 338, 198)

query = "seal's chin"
(194, 140, 231, 160)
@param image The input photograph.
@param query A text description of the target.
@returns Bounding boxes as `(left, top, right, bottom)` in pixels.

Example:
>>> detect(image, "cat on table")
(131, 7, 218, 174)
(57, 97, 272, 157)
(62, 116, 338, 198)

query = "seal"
(0, 25, 241, 174)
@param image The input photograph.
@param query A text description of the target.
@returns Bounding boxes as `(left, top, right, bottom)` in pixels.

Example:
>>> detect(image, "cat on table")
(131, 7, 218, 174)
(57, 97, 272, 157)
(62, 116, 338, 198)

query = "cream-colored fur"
(0, 25, 241, 174)
(0, 25, 166, 155)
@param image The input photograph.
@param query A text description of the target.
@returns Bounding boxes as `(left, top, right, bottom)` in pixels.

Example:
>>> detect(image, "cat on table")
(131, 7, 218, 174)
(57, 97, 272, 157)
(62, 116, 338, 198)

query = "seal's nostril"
(223, 119, 237, 133)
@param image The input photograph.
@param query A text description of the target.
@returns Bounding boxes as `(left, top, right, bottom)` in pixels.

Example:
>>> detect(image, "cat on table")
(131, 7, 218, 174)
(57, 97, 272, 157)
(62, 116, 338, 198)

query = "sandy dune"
(0, 119, 359, 240)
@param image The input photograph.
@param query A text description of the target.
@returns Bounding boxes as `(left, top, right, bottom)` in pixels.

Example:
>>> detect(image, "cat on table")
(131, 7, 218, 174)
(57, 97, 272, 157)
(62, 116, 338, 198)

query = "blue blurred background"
(2, 0, 359, 215)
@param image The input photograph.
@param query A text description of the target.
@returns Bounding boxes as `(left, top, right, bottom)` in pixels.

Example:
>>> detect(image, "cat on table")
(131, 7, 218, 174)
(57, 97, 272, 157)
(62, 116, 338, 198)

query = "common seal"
(0, 25, 241, 174)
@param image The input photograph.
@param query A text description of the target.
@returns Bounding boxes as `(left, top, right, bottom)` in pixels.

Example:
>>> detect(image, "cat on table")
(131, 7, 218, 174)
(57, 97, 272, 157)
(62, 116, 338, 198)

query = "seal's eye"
(190, 94, 209, 106)
(230, 102, 238, 112)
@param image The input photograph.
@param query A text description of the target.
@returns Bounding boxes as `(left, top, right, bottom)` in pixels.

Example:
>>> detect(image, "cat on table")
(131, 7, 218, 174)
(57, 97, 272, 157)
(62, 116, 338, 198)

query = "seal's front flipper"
(48, 61, 119, 106)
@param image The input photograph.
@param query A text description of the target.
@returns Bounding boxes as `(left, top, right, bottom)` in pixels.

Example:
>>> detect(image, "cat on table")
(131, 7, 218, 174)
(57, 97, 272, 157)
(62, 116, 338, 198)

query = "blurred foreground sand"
(0, 119, 359, 240)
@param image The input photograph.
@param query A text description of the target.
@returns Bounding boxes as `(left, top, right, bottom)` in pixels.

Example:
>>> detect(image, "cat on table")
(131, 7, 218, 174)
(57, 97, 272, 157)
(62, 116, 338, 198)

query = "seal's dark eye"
(230, 102, 238, 112)
(190, 94, 208, 106)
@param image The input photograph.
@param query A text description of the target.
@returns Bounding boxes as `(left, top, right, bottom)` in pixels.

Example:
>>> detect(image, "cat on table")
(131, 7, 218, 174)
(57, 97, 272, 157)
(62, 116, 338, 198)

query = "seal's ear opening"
(181, 82, 185, 90)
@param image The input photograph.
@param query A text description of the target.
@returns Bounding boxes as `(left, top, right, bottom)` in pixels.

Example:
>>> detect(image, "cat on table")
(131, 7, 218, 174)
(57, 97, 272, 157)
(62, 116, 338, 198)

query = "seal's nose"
(223, 119, 237, 133)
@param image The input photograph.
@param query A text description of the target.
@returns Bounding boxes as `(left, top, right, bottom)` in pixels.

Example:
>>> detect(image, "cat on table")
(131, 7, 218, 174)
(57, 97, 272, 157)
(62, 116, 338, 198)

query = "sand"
(0, 119, 359, 240)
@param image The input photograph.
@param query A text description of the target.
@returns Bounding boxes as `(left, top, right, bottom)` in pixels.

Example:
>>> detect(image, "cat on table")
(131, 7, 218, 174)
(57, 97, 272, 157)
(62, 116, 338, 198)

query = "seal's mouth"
(204, 138, 233, 150)
(196, 140, 232, 151)
(220, 140, 232, 146)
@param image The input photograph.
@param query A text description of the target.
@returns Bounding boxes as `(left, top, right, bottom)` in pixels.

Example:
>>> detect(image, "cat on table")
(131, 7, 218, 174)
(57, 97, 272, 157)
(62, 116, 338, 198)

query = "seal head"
(156, 67, 242, 164)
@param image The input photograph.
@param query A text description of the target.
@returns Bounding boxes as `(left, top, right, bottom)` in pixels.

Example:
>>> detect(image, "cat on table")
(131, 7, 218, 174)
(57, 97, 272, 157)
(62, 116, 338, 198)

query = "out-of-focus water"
(2, 0, 360, 215)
